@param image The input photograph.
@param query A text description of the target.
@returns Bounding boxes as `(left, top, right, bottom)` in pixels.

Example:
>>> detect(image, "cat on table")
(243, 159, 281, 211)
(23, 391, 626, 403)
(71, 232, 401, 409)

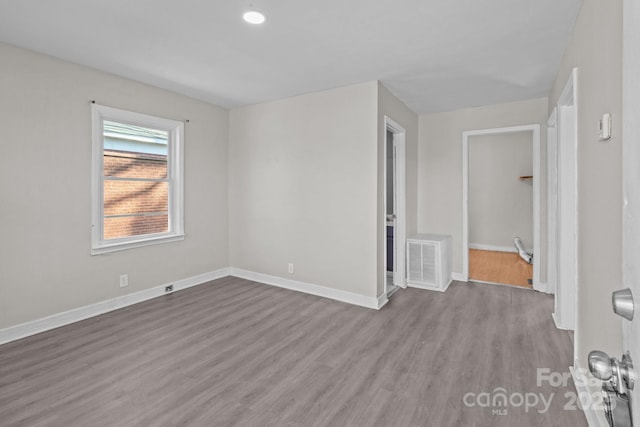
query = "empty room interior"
(1, 0, 638, 426)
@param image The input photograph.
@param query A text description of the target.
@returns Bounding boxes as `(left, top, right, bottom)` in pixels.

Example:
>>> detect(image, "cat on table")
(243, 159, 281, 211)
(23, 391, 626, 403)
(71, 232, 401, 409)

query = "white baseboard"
(469, 243, 533, 253)
(377, 293, 389, 309)
(407, 277, 452, 292)
(407, 284, 443, 292)
(571, 361, 609, 427)
(451, 272, 467, 282)
(469, 243, 516, 253)
(535, 281, 553, 295)
(0, 268, 230, 345)
(229, 268, 382, 310)
(552, 312, 574, 331)
(552, 312, 561, 329)
(0, 267, 391, 345)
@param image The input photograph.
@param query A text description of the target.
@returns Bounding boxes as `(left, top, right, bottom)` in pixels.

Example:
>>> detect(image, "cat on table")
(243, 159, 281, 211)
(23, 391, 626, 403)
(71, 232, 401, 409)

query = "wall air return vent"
(406, 234, 452, 292)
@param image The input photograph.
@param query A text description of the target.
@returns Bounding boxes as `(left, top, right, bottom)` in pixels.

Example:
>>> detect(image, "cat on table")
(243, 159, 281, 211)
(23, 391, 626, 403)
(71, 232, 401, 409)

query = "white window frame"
(91, 104, 184, 255)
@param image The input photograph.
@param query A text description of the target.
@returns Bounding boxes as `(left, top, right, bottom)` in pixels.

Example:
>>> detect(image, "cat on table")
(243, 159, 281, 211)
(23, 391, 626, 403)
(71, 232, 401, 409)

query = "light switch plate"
(599, 113, 612, 140)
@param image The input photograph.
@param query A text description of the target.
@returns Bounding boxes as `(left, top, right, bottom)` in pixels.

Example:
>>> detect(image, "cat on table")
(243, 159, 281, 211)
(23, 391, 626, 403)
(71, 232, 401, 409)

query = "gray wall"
(0, 42, 229, 329)
(1, 53, 413, 328)
(229, 82, 379, 298)
(548, 0, 623, 373)
(228, 81, 417, 301)
(469, 132, 533, 249)
(418, 98, 548, 276)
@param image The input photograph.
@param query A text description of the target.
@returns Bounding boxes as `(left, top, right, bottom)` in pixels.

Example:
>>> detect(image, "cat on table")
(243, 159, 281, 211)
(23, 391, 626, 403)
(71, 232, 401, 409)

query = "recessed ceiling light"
(243, 10, 266, 25)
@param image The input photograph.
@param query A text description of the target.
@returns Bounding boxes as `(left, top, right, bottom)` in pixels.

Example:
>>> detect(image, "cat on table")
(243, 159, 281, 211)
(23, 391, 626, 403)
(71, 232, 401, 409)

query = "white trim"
(468, 243, 533, 253)
(384, 116, 407, 294)
(462, 124, 541, 291)
(553, 68, 578, 333)
(91, 234, 186, 255)
(546, 107, 559, 296)
(462, 129, 470, 280)
(377, 293, 389, 310)
(0, 268, 230, 345)
(571, 361, 609, 427)
(0, 267, 390, 346)
(551, 313, 564, 330)
(91, 103, 185, 255)
(408, 278, 452, 292)
(229, 268, 382, 310)
(452, 272, 467, 282)
(532, 125, 541, 290)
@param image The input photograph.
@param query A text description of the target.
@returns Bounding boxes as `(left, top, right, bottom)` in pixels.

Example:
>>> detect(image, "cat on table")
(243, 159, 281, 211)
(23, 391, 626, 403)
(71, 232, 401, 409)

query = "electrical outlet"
(119, 274, 128, 288)
(165, 285, 174, 293)
(288, 263, 294, 274)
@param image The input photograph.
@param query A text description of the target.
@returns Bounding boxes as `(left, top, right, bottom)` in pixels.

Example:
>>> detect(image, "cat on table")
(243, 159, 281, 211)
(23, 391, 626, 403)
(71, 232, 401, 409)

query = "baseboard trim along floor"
(0, 268, 389, 345)
(570, 361, 609, 427)
(228, 268, 385, 311)
(0, 268, 230, 345)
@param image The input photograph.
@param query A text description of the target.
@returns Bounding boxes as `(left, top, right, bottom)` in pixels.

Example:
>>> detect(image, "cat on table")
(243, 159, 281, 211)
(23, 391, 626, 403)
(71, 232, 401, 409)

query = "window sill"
(91, 233, 185, 255)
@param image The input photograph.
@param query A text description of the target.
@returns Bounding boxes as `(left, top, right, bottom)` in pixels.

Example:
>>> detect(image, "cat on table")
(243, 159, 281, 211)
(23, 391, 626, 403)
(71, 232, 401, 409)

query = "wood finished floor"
(0, 277, 586, 427)
(469, 249, 533, 288)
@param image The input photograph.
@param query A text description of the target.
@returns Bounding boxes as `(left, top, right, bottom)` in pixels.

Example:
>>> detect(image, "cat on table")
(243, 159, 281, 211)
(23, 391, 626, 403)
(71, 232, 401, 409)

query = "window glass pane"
(103, 120, 168, 179)
(104, 150, 167, 178)
(102, 119, 170, 241)
(104, 180, 168, 217)
(104, 215, 169, 240)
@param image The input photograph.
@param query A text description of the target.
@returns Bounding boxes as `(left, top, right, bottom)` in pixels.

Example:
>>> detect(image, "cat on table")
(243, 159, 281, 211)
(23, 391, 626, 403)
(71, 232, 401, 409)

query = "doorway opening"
(462, 124, 541, 290)
(384, 117, 406, 297)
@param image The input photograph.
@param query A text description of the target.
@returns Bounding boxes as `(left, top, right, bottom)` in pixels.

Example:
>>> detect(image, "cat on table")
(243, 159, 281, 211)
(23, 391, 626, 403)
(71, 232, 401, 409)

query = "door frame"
(384, 116, 407, 293)
(462, 124, 541, 290)
(552, 68, 578, 331)
(546, 107, 558, 297)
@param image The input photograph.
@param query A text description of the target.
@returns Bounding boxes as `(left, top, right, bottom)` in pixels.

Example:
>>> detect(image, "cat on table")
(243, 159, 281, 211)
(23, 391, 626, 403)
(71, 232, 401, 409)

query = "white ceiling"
(0, 0, 582, 114)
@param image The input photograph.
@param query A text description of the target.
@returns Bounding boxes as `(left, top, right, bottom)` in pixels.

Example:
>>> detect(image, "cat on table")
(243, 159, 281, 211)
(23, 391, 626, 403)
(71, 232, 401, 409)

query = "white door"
(622, 0, 640, 421)
(592, 2, 640, 423)
(585, 6, 638, 424)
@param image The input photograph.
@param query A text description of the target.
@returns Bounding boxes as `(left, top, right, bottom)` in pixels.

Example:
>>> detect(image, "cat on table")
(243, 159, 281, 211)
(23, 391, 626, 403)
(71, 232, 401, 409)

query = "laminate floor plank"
(0, 277, 587, 426)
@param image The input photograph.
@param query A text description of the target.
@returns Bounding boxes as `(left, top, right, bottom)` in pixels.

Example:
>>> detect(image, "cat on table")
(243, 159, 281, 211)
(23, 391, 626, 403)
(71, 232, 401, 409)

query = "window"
(91, 104, 184, 254)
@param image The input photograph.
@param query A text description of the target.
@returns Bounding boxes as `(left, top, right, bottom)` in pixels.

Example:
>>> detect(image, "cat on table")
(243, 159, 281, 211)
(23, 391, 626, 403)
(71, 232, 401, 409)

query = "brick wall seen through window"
(103, 149, 169, 239)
